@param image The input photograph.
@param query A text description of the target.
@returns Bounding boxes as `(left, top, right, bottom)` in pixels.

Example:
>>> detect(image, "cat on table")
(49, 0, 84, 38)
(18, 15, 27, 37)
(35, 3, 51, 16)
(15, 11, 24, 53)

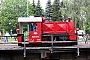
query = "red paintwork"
(17, 23, 22, 42)
(43, 22, 67, 34)
(28, 31, 41, 43)
(17, 17, 78, 44)
(67, 22, 75, 34)
(67, 22, 76, 40)
(28, 23, 42, 43)
(69, 35, 77, 40)
(18, 36, 22, 42)
(42, 22, 76, 41)
(43, 22, 75, 34)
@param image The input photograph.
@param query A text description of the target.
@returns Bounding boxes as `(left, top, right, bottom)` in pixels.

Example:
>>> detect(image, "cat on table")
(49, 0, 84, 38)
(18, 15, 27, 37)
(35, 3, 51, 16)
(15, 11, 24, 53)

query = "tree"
(71, 0, 82, 28)
(60, 0, 71, 21)
(62, 0, 84, 29)
(83, 0, 90, 33)
(34, 0, 43, 17)
(1, 0, 34, 33)
(0, 0, 2, 31)
(32, 0, 35, 7)
(32, 0, 36, 16)
(51, 0, 62, 21)
(45, 0, 52, 21)
(63, 0, 90, 33)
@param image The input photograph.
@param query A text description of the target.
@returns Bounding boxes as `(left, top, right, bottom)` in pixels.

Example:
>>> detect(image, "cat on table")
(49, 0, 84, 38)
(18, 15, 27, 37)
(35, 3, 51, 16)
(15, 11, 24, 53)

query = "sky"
(30, 0, 54, 9)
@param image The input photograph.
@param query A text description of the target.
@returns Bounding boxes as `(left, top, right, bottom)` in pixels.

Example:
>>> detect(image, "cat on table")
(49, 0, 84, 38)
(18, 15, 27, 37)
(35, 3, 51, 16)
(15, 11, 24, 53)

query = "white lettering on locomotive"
(32, 36, 39, 38)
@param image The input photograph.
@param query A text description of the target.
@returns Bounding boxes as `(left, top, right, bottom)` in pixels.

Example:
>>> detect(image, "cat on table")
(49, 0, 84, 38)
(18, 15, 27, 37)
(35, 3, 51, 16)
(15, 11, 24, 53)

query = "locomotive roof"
(18, 17, 42, 22)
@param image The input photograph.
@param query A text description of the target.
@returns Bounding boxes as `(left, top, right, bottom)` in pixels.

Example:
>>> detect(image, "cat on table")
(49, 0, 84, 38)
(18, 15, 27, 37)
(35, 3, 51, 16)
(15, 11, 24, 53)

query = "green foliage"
(61, 0, 90, 34)
(32, 0, 35, 7)
(1, 0, 34, 33)
(44, 0, 90, 33)
(1, 0, 90, 34)
(32, 0, 36, 16)
(51, 0, 62, 21)
(84, 0, 90, 34)
(60, 1, 67, 21)
(34, 0, 43, 17)
(45, 0, 52, 21)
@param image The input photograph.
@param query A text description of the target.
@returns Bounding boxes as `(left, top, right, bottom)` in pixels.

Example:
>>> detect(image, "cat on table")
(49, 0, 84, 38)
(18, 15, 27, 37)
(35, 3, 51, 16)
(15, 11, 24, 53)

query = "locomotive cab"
(17, 17, 43, 46)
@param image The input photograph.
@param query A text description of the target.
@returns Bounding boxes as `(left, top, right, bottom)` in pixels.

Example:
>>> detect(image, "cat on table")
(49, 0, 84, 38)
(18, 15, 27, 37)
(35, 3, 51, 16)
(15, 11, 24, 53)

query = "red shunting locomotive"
(17, 17, 78, 46)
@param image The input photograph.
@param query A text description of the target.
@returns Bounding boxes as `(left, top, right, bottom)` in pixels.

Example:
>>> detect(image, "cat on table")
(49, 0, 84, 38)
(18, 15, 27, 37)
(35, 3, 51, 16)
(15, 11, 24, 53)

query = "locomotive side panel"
(43, 22, 67, 34)
(54, 22, 67, 34)
(67, 22, 75, 34)
(43, 22, 54, 34)
(67, 22, 77, 41)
